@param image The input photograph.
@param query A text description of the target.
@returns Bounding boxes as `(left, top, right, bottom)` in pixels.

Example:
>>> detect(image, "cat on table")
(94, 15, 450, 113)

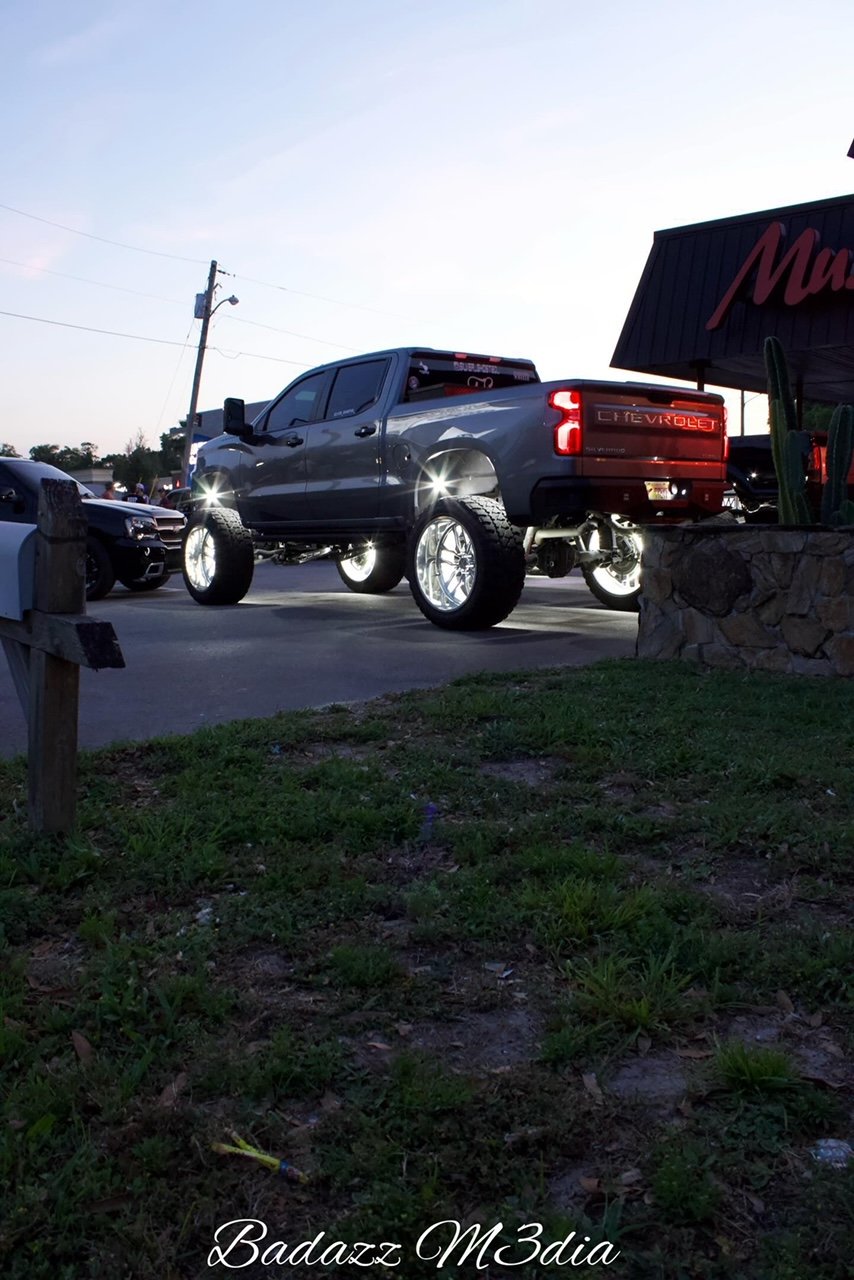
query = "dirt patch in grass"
(407, 1005, 542, 1072)
(296, 741, 376, 761)
(696, 856, 796, 920)
(605, 1052, 690, 1112)
(479, 757, 563, 787)
(381, 842, 460, 885)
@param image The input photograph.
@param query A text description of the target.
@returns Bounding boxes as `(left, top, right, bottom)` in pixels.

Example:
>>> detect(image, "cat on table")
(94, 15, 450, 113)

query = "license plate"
(645, 481, 673, 501)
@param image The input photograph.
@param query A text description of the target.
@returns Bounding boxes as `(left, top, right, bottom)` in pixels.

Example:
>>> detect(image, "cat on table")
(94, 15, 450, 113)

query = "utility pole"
(181, 259, 218, 486)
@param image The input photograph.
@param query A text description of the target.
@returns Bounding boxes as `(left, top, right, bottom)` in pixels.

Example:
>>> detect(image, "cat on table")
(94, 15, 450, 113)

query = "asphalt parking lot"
(0, 562, 638, 759)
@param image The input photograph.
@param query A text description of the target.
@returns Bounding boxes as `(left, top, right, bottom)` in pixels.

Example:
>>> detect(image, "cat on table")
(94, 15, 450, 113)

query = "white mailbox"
(0, 523, 37, 620)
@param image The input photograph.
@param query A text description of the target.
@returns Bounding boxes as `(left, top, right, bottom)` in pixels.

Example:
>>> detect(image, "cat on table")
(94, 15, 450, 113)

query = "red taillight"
(550, 388, 582, 455)
(723, 431, 730, 461)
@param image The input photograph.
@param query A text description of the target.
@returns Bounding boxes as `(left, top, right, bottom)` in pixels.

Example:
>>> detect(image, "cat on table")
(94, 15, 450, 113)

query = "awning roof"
(611, 194, 854, 404)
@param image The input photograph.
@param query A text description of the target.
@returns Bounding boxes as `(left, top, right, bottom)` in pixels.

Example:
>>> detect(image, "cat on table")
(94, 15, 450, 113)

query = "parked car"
(0, 459, 186, 600)
(158, 486, 196, 513)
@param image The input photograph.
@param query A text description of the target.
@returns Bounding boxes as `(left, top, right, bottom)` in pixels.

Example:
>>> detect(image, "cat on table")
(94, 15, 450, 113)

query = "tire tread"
(183, 508, 254, 605)
(408, 495, 525, 629)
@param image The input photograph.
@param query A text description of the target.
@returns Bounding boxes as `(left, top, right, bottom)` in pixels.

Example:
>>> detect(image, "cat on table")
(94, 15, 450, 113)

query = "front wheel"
(182, 508, 255, 605)
(336, 542, 406, 594)
(580, 519, 643, 611)
(85, 536, 116, 601)
(408, 496, 526, 630)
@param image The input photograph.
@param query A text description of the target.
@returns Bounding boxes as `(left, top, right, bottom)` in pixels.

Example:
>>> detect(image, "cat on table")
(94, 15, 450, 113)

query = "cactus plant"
(833, 498, 854, 527)
(821, 404, 854, 526)
(763, 337, 854, 526)
(764, 336, 812, 525)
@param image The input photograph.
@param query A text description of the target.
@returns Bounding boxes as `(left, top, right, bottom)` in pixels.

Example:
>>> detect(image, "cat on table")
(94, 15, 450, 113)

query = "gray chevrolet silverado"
(183, 347, 727, 628)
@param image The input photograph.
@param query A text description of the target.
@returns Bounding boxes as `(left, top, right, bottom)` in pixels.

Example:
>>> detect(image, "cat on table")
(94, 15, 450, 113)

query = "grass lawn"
(1, 658, 852, 1278)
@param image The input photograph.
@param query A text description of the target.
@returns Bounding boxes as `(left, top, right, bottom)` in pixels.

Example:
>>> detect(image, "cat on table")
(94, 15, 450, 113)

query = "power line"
(0, 308, 195, 348)
(0, 255, 362, 352)
(224, 267, 412, 321)
(225, 312, 358, 351)
(0, 308, 311, 366)
(210, 346, 310, 367)
(155, 319, 196, 435)
(1, 201, 414, 320)
(0, 254, 185, 305)
(0, 203, 209, 265)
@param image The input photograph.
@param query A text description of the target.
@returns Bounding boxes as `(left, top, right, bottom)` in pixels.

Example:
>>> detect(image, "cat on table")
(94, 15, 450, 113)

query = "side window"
(0, 467, 28, 520)
(323, 360, 389, 420)
(0, 466, 13, 519)
(265, 372, 327, 433)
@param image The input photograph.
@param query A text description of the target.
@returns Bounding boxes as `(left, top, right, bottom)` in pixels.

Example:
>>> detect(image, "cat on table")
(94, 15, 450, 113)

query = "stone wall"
(637, 520, 854, 676)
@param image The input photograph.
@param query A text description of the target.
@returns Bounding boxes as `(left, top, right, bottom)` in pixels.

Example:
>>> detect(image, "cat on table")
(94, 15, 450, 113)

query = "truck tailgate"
(581, 388, 725, 473)
(529, 379, 728, 524)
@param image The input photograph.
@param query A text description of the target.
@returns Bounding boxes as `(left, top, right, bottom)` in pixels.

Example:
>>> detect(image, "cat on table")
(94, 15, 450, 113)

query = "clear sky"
(1, 0, 852, 460)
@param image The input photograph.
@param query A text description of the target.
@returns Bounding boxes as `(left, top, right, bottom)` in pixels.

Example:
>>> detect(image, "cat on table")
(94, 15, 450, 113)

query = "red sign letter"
(706, 222, 822, 330)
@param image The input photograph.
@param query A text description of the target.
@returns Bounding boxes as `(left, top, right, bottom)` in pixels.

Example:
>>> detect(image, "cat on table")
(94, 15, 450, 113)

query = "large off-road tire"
(408, 496, 526, 630)
(581, 519, 643, 611)
(182, 508, 255, 605)
(118, 572, 170, 592)
(336, 542, 406, 594)
(85, 536, 116, 602)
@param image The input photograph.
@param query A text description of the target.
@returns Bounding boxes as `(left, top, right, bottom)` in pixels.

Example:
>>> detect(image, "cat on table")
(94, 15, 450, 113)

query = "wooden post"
(29, 480, 86, 831)
(0, 480, 125, 834)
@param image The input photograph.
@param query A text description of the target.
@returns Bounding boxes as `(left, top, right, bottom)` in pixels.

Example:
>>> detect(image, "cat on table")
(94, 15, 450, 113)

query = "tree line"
(0, 427, 187, 491)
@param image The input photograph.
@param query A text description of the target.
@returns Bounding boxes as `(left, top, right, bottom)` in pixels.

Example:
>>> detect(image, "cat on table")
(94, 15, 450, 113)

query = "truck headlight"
(125, 516, 158, 539)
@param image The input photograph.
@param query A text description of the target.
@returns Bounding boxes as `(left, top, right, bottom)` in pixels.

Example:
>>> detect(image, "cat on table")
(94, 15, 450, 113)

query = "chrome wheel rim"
(339, 546, 377, 582)
(415, 516, 477, 611)
(588, 526, 643, 596)
(185, 524, 216, 591)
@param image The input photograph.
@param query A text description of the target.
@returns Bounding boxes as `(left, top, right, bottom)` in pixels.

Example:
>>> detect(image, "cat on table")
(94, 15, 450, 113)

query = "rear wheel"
(182, 508, 255, 605)
(408, 496, 525, 630)
(581, 518, 643, 611)
(85, 536, 116, 601)
(336, 542, 406, 593)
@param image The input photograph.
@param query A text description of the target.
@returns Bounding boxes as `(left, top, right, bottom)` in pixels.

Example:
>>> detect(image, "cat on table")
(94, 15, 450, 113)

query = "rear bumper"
(524, 477, 727, 525)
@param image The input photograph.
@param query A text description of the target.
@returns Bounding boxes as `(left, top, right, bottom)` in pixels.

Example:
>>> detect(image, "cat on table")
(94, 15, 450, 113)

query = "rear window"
(400, 350, 539, 403)
(324, 359, 389, 419)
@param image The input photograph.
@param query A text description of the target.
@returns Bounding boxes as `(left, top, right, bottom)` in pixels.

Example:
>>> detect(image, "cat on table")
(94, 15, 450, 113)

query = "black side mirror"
(224, 397, 249, 439)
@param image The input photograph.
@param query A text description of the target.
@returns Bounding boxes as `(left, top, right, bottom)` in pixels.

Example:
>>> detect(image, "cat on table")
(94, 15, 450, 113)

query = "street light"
(739, 390, 764, 435)
(180, 260, 239, 485)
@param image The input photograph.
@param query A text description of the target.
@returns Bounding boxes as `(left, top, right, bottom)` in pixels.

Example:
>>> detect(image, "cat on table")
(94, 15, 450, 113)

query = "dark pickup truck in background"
(183, 346, 728, 628)
(726, 431, 854, 521)
(0, 458, 186, 600)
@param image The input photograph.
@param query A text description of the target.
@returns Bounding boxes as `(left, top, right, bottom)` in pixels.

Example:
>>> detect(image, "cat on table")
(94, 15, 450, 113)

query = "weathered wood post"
(0, 479, 125, 833)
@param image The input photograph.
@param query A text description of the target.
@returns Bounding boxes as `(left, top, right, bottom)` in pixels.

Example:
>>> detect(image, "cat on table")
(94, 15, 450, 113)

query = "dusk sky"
(2, 0, 852, 460)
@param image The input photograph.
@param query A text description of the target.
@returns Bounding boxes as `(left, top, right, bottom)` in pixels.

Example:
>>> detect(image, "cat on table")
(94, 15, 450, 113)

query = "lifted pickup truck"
(184, 347, 728, 628)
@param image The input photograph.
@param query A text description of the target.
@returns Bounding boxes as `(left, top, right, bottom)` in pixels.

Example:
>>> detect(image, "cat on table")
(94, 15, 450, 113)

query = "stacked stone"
(637, 520, 854, 677)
